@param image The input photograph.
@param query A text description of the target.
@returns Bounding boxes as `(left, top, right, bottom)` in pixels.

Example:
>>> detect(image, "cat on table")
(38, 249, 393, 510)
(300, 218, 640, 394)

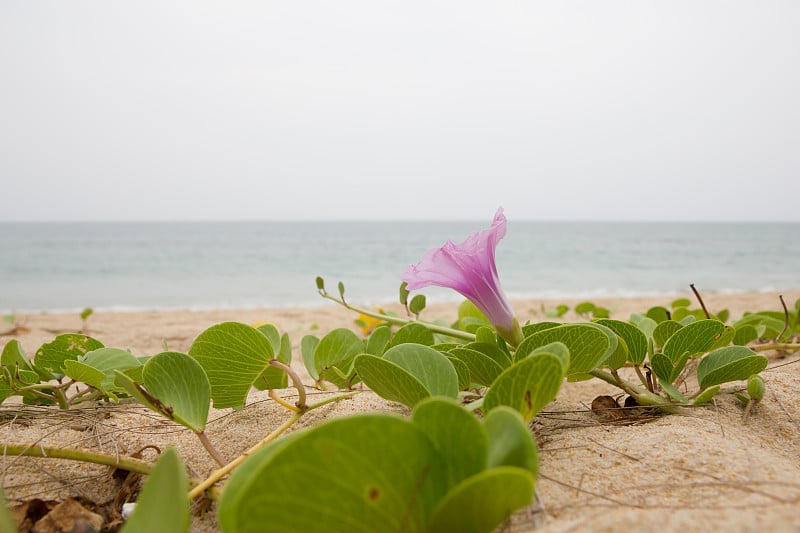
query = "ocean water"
(0, 221, 797, 313)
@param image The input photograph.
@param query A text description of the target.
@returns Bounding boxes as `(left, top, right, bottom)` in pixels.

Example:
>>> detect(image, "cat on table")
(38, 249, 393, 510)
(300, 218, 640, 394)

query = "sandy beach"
(2, 289, 799, 532)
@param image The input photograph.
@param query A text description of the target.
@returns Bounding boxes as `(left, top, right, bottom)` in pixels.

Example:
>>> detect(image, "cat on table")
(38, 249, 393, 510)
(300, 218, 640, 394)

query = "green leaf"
(710, 325, 735, 350)
(365, 325, 392, 356)
(595, 319, 648, 365)
(458, 299, 488, 323)
(412, 398, 487, 492)
(650, 353, 674, 383)
(484, 351, 566, 420)
(121, 448, 189, 533)
(354, 354, 434, 408)
(693, 384, 720, 405)
(313, 328, 363, 388)
(427, 468, 534, 533)
(447, 347, 505, 387)
(646, 306, 670, 323)
(696, 346, 768, 389)
(253, 328, 292, 391)
(3, 339, 53, 382)
(474, 326, 496, 345)
(64, 348, 142, 399)
(80, 307, 94, 321)
(355, 344, 460, 407)
(591, 306, 610, 319)
(653, 320, 683, 350)
(445, 356, 472, 389)
(516, 324, 610, 376)
(388, 323, 435, 347)
(484, 407, 538, 477)
(631, 315, 658, 342)
(143, 352, 210, 432)
(658, 378, 688, 403)
(671, 298, 691, 308)
(717, 309, 730, 323)
(315, 276, 325, 291)
(733, 325, 759, 346)
(218, 415, 441, 532)
(574, 301, 595, 315)
(337, 281, 345, 299)
(409, 294, 427, 315)
(0, 486, 18, 533)
(383, 344, 458, 399)
(188, 322, 274, 409)
(463, 341, 512, 368)
(521, 322, 561, 337)
(63, 360, 109, 396)
(300, 335, 320, 380)
(662, 319, 725, 363)
(34, 333, 104, 373)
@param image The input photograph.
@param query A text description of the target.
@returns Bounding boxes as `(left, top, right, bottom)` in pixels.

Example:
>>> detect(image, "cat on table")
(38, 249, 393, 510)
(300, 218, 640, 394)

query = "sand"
(1, 289, 799, 532)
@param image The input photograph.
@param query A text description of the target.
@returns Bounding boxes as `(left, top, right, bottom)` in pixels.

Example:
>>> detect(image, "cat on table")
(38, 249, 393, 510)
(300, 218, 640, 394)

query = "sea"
(0, 221, 797, 313)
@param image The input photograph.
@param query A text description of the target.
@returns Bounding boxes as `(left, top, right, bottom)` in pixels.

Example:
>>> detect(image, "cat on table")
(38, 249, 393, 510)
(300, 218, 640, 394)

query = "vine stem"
(268, 360, 307, 409)
(589, 369, 681, 414)
(319, 292, 476, 342)
(751, 343, 800, 353)
(187, 391, 358, 500)
(1, 443, 155, 475)
(196, 429, 228, 467)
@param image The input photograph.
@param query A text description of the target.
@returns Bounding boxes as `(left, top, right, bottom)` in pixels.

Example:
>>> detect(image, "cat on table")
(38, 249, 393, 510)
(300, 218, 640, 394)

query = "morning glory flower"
(401, 207, 523, 347)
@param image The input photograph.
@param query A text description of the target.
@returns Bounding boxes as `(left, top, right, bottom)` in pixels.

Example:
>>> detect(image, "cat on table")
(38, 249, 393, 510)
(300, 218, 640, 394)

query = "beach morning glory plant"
(402, 207, 524, 347)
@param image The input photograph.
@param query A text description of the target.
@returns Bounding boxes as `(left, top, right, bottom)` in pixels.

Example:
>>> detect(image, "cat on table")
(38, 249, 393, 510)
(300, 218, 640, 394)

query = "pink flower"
(402, 207, 523, 346)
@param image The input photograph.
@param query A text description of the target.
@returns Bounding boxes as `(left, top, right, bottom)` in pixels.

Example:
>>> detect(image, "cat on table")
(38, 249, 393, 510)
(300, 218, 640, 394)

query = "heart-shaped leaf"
(142, 351, 211, 432)
(188, 322, 274, 409)
(484, 351, 566, 420)
(697, 346, 768, 389)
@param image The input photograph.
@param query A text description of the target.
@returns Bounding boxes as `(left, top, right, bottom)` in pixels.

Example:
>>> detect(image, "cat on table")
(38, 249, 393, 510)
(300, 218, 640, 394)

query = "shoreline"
(4, 290, 798, 362)
(4, 286, 798, 317)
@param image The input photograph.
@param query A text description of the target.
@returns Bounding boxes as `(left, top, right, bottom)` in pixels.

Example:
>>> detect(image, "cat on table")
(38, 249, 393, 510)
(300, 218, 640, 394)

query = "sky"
(1, 1, 798, 222)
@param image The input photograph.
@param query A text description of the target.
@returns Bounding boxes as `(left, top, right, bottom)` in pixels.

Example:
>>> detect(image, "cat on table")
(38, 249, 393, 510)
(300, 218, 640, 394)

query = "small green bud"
(315, 276, 325, 291)
(747, 374, 765, 401)
(399, 282, 409, 306)
(337, 281, 345, 299)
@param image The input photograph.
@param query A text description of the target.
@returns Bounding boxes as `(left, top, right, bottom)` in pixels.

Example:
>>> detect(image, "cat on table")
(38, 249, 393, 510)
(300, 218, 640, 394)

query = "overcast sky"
(1, 2, 798, 222)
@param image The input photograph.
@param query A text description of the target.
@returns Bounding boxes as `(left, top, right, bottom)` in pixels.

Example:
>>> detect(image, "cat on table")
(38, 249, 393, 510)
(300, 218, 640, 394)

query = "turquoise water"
(0, 221, 797, 312)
